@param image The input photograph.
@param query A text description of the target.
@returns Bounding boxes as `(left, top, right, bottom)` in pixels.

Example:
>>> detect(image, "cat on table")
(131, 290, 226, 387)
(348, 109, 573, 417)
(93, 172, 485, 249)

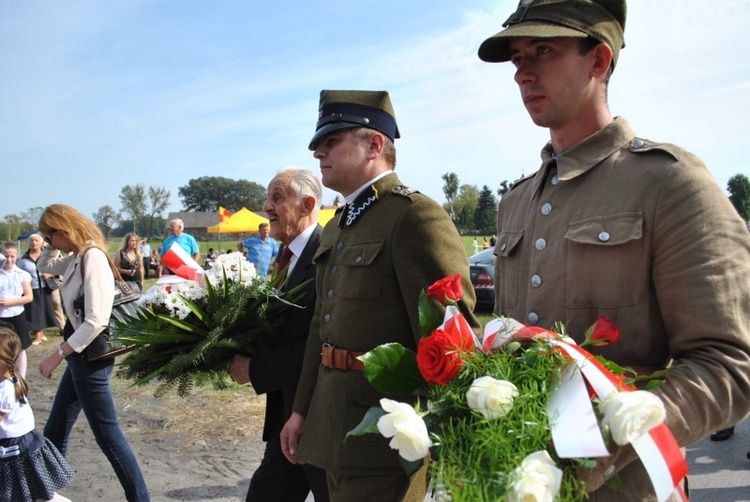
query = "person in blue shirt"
(242, 223, 279, 278)
(159, 219, 200, 276)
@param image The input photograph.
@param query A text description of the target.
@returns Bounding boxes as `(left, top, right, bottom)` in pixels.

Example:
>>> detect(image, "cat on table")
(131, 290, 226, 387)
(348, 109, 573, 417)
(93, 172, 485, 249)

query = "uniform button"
(500, 243, 507, 252)
(535, 238, 547, 251)
(324, 314, 331, 323)
(530, 275, 542, 288)
(331, 265, 338, 274)
(527, 312, 539, 325)
(355, 256, 363, 263)
(633, 139, 645, 149)
(337, 242, 344, 250)
(550, 174, 560, 186)
(327, 290, 335, 299)
(598, 231, 610, 242)
(541, 203, 552, 216)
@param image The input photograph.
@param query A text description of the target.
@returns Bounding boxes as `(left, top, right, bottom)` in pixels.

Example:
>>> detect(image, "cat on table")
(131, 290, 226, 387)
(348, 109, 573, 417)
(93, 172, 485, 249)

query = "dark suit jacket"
(249, 224, 322, 441)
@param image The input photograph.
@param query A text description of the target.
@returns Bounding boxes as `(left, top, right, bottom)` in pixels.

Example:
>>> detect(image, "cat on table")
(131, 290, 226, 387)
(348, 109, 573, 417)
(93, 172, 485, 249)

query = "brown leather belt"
(321, 343, 365, 371)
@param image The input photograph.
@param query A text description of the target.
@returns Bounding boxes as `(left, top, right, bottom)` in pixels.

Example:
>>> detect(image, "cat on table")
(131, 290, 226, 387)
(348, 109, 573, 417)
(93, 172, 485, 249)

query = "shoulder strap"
(80, 246, 127, 284)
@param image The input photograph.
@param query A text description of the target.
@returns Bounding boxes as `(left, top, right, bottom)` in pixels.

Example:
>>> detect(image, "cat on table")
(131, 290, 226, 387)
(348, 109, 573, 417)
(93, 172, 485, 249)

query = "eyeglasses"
(43, 230, 57, 245)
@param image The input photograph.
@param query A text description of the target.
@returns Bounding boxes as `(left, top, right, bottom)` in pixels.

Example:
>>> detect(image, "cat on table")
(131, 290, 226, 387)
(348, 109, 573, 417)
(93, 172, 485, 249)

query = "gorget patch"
(338, 184, 380, 228)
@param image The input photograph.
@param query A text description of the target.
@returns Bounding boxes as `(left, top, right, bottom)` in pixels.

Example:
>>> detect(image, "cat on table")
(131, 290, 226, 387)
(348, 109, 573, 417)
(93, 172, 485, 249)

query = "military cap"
(309, 90, 400, 150)
(478, 0, 626, 68)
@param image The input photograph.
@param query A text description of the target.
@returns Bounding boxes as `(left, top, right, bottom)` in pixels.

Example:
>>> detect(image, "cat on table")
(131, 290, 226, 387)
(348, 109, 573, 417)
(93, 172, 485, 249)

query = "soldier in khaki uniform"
(280, 90, 478, 501)
(479, 1, 750, 500)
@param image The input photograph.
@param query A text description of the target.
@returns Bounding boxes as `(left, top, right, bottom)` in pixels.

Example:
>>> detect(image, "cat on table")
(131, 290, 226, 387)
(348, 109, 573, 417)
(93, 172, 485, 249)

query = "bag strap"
(79, 245, 129, 286)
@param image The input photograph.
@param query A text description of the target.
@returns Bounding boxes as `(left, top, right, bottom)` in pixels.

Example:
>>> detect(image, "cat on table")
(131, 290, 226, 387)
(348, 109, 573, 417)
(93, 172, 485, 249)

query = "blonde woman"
(37, 204, 150, 501)
(114, 233, 144, 292)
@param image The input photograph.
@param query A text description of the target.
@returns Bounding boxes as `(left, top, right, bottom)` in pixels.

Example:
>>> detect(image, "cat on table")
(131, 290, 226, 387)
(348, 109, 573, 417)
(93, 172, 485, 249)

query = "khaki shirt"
(495, 117, 750, 501)
(293, 173, 477, 474)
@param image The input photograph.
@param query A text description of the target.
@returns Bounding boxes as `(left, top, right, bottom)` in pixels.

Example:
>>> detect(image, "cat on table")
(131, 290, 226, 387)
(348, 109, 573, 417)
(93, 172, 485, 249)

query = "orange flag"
(219, 206, 232, 222)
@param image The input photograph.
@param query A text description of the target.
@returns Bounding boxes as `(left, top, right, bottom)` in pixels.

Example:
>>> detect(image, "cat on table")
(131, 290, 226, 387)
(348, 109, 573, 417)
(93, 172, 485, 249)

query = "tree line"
(442, 172, 512, 235)
(441, 172, 750, 236)
(2, 174, 749, 241)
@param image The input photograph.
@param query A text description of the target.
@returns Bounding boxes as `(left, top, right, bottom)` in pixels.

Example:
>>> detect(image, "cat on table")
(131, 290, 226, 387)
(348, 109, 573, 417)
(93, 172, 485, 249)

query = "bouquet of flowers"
(348, 275, 687, 501)
(114, 252, 306, 396)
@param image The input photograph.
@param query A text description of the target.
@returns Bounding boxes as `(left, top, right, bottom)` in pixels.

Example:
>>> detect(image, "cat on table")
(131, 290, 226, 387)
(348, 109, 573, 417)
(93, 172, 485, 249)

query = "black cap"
(309, 90, 400, 150)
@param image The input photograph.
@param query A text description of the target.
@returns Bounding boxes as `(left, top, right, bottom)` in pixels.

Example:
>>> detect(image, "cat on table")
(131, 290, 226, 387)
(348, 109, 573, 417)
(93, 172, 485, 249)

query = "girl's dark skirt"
(0, 429, 74, 501)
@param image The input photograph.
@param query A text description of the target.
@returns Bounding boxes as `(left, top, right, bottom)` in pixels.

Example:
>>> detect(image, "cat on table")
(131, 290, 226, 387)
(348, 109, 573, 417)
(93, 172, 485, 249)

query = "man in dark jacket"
(231, 167, 329, 502)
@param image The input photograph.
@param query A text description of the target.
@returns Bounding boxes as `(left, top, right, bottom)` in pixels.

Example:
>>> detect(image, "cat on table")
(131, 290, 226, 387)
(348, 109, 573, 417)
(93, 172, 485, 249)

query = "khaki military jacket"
(495, 117, 750, 501)
(293, 173, 477, 474)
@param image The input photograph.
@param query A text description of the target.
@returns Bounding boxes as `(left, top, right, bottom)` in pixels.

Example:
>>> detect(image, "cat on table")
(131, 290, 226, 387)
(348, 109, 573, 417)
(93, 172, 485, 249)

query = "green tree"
(497, 180, 511, 199)
(20, 207, 44, 230)
(179, 177, 266, 212)
(454, 184, 479, 231)
(3, 214, 22, 241)
(146, 186, 171, 238)
(474, 185, 498, 235)
(727, 173, 750, 221)
(94, 205, 120, 239)
(119, 184, 148, 233)
(442, 172, 460, 220)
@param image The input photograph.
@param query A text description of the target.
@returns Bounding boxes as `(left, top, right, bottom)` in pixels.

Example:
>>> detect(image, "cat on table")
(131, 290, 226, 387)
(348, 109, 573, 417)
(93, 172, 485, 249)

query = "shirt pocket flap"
(340, 241, 384, 266)
(312, 244, 331, 265)
(496, 230, 524, 257)
(565, 213, 643, 246)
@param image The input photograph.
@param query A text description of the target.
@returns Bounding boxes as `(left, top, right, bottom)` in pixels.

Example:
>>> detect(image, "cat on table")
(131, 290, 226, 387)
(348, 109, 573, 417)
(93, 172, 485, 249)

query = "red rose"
(426, 275, 463, 305)
(586, 316, 620, 347)
(416, 313, 475, 385)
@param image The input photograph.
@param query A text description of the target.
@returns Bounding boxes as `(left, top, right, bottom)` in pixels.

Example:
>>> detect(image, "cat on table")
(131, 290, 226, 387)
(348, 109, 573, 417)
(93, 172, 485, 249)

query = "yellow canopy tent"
(206, 207, 269, 234)
(317, 208, 338, 227)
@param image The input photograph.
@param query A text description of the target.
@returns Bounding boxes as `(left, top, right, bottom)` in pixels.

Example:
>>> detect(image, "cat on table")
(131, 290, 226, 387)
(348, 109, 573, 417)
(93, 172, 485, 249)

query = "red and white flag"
(160, 243, 204, 281)
(219, 206, 232, 222)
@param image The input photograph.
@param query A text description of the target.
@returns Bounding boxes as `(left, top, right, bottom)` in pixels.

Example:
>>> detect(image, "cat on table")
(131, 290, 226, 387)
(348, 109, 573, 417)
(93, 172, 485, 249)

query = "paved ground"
(686, 415, 750, 501)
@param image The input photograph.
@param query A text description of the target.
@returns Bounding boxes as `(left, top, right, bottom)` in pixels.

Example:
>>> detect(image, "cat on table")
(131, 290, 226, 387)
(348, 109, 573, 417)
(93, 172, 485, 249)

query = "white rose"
(376, 398, 432, 462)
(466, 376, 519, 420)
(598, 390, 666, 445)
(507, 450, 562, 502)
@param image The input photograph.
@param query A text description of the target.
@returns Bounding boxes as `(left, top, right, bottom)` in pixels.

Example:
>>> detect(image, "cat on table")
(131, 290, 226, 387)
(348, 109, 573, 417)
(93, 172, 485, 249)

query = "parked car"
(468, 248, 496, 310)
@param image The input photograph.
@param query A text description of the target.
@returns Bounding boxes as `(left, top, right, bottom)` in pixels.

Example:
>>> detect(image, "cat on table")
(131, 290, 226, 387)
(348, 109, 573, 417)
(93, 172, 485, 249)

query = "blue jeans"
(44, 353, 150, 501)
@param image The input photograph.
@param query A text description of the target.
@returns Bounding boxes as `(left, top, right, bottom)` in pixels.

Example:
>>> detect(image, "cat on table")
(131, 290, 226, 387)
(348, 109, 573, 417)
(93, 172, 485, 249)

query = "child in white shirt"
(0, 326, 73, 501)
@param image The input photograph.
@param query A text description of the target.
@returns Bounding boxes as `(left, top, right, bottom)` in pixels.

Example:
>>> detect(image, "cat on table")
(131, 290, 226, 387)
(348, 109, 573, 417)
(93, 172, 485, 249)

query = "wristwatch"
(57, 344, 67, 359)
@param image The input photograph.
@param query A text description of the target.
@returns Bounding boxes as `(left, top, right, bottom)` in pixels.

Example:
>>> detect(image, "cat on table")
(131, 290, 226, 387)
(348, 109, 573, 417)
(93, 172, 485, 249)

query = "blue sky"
(2, 0, 749, 222)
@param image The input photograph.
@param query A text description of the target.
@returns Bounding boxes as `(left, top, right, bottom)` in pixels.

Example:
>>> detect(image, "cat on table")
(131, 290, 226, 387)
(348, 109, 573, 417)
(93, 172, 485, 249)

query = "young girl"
(0, 327, 73, 501)
(0, 242, 33, 378)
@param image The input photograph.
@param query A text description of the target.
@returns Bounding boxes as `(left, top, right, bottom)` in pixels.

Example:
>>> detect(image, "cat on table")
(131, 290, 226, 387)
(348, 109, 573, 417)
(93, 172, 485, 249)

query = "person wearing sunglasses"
(37, 204, 150, 501)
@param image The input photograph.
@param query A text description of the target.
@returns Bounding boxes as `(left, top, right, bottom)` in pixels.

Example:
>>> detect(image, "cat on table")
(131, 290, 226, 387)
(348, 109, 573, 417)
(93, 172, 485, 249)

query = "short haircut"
(352, 127, 397, 168)
(278, 167, 324, 207)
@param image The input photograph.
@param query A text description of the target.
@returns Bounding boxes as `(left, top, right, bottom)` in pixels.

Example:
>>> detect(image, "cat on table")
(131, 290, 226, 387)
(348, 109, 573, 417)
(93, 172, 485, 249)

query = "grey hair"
(170, 218, 184, 229)
(277, 167, 323, 210)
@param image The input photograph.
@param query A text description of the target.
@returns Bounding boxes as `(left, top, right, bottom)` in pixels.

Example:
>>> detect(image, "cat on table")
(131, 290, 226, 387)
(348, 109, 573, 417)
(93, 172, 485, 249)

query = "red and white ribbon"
(160, 243, 204, 281)
(550, 341, 688, 502)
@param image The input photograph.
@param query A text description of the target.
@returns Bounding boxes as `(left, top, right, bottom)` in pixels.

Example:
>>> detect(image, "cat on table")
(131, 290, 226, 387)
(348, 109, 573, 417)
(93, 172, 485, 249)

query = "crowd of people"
(1, 1, 749, 501)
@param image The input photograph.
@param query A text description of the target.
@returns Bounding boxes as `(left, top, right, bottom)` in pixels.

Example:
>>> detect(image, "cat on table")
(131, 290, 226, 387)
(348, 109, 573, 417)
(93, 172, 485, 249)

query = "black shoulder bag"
(71, 247, 140, 361)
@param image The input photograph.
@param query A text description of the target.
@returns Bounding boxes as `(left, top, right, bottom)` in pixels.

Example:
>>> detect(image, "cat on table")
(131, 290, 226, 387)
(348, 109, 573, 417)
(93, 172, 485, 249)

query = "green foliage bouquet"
(114, 252, 305, 396)
(348, 275, 686, 502)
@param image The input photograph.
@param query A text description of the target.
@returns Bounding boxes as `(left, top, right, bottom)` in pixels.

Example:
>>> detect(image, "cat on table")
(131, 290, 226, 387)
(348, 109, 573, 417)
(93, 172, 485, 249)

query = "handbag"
(72, 247, 140, 361)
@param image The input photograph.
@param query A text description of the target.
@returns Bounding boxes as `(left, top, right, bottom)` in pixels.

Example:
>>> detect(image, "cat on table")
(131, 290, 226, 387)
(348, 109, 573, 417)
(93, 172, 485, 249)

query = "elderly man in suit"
(280, 90, 478, 502)
(230, 167, 329, 502)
